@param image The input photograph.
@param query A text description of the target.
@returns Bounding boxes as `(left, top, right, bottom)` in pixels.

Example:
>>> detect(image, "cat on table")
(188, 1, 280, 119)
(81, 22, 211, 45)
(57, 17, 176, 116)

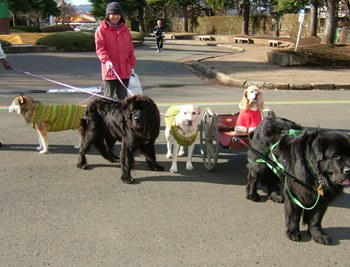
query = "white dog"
(164, 105, 201, 173)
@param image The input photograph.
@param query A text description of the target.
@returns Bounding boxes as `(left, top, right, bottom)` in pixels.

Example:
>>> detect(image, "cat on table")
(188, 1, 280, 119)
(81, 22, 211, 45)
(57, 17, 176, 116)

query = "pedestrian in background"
(153, 20, 165, 53)
(95, 1, 136, 99)
(0, 43, 11, 70)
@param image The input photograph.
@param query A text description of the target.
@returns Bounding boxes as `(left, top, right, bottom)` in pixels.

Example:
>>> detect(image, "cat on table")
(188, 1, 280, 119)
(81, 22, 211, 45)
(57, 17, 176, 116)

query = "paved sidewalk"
(167, 39, 350, 90)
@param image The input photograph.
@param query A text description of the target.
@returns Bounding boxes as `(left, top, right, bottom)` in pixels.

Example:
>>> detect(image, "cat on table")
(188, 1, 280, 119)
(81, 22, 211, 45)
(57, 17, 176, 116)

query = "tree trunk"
(137, 7, 145, 33)
(310, 2, 318, 37)
(241, 0, 249, 35)
(321, 0, 337, 45)
(183, 5, 188, 32)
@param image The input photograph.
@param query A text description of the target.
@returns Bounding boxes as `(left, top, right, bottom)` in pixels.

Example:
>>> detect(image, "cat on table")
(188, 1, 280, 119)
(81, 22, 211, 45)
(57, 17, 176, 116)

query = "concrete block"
(335, 84, 350, 90)
(289, 54, 308, 66)
(273, 83, 290, 90)
(289, 83, 313, 90)
(311, 83, 335, 90)
(263, 82, 276, 89)
(245, 81, 265, 88)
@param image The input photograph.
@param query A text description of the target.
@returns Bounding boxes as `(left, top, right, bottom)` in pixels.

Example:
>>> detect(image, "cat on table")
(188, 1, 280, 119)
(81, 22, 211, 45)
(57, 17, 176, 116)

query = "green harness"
(164, 106, 198, 147)
(32, 104, 86, 132)
(250, 129, 323, 210)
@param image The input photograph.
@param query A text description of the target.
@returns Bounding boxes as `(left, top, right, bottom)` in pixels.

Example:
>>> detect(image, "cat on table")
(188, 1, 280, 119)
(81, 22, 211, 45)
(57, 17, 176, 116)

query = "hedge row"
(36, 32, 95, 52)
(35, 31, 144, 52)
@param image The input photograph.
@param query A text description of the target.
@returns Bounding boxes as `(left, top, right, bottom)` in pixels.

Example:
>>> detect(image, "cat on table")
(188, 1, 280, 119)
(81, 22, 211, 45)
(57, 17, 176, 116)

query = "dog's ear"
(19, 95, 26, 105)
(257, 91, 264, 111)
(238, 89, 248, 110)
(311, 131, 324, 162)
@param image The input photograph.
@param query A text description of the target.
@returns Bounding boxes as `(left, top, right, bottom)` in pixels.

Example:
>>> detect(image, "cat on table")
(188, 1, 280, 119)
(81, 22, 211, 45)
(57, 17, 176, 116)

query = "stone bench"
(234, 37, 253, 44)
(268, 40, 282, 47)
(198, 35, 214, 41)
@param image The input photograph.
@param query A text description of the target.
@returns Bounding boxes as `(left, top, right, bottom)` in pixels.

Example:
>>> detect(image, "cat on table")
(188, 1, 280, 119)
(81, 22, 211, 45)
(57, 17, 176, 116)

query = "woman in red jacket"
(95, 2, 136, 99)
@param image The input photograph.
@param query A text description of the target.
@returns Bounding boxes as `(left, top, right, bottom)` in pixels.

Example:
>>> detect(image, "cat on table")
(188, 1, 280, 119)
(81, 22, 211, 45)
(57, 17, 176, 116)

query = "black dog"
(246, 115, 303, 203)
(247, 115, 350, 244)
(77, 95, 163, 183)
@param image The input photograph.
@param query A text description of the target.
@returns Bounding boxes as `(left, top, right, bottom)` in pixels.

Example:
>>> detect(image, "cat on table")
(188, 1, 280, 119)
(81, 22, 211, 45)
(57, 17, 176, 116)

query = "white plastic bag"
(127, 72, 143, 96)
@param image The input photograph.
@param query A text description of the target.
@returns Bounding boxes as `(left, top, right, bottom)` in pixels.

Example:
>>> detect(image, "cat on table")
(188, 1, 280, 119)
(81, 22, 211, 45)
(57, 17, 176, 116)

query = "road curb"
(180, 42, 350, 90)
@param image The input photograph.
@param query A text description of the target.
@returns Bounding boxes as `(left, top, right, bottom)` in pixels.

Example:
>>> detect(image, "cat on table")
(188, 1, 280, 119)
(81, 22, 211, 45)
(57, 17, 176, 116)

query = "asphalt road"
(0, 40, 349, 266)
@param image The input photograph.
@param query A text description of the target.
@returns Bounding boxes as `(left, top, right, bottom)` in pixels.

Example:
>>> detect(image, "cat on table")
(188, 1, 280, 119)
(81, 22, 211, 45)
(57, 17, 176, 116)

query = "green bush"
(11, 25, 41, 32)
(131, 31, 144, 41)
(41, 24, 73, 33)
(36, 32, 95, 52)
(0, 39, 11, 47)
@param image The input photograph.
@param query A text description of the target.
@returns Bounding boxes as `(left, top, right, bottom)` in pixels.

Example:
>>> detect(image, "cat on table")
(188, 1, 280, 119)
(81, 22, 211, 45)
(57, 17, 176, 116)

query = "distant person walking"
(95, 1, 136, 99)
(0, 43, 11, 70)
(153, 20, 165, 53)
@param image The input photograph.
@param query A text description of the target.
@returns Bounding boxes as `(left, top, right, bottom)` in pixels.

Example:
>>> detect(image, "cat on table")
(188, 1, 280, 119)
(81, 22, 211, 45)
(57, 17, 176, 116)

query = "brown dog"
(8, 95, 85, 154)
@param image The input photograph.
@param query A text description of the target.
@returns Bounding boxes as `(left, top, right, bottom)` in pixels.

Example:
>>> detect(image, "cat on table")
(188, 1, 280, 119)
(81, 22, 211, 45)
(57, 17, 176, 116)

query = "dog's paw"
(166, 153, 172, 159)
(312, 233, 331, 245)
(39, 149, 48, 154)
(36, 145, 43, 151)
(269, 192, 284, 203)
(170, 166, 178, 173)
(77, 162, 88, 170)
(286, 230, 301, 242)
(185, 162, 193, 171)
(246, 193, 260, 202)
(73, 144, 80, 149)
(121, 175, 134, 184)
(150, 164, 164, 171)
(178, 150, 185, 157)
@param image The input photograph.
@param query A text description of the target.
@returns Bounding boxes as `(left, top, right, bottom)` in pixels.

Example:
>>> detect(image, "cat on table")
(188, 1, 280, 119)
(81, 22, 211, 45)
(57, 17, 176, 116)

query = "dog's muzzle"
(132, 110, 142, 122)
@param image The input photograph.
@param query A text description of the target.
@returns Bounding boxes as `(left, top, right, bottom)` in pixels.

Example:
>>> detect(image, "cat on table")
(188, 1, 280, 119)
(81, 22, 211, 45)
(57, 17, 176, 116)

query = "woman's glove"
(105, 61, 113, 70)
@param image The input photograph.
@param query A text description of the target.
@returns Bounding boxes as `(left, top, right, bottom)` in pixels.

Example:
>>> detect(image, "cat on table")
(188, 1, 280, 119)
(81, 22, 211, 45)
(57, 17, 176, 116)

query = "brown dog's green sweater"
(32, 104, 86, 131)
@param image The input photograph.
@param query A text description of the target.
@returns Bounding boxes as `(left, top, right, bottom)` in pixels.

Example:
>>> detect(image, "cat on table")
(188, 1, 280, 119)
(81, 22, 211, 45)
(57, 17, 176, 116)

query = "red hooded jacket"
(95, 20, 136, 80)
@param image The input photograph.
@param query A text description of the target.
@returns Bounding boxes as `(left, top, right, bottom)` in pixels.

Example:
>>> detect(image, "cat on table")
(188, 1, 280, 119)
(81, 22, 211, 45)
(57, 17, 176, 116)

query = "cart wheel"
(200, 108, 219, 171)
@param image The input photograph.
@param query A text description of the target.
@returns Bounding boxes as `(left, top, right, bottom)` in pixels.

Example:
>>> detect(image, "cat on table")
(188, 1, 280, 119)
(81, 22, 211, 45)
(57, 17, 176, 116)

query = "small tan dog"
(8, 95, 85, 154)
(164, 105, 201, 173)
(234, 85, 264, 135)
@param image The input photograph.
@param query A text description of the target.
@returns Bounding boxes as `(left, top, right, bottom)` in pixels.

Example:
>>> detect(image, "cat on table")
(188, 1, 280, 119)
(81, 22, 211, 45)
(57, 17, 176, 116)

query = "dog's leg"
(284, 195, 302, 242)
(169, 142, 179, 173)
(77, 121, 95, 169)
(165, 128, 172, 159)
(36, 135, 43, 151)
(304, 204, 331, 245)
(120, 141, 134, 184)
(95, 137, 118, 163)
(185, 143, 195, 170)
(246, 166, 260, 201)
(142, 143, 163, 171)
(74, 130, 82, 149)
(35, 122, 48, 154)
(267, 181, 284, 203)
(178, 146, 185, 157)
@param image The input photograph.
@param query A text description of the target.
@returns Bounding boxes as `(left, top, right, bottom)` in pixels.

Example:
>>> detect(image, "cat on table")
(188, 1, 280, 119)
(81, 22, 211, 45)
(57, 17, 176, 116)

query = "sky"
(69, 0, 91, 6)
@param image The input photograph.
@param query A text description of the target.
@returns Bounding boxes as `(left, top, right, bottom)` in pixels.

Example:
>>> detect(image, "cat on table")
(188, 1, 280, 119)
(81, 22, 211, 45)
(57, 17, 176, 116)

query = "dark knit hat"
(106, 2, 122, 16)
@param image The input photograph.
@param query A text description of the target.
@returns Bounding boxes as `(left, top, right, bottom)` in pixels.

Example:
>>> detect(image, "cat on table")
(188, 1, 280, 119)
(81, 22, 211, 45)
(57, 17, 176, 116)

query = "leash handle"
(109, 68, 135, 97)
